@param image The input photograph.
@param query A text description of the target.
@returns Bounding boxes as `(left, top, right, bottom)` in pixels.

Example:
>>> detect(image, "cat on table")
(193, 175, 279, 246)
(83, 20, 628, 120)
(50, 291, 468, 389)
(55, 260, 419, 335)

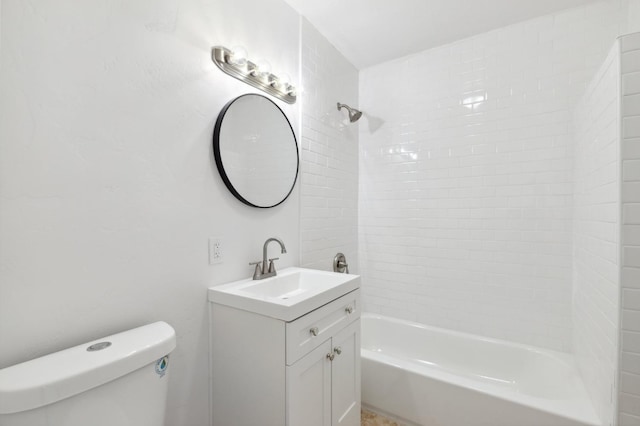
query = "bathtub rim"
(362, 312, 570, 359)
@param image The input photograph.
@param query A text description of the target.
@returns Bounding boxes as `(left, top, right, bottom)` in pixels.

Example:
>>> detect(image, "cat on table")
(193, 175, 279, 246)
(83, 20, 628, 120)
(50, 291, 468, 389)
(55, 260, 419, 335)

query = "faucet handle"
(249, 261, 262, 279)
(268, 257, 279, 273)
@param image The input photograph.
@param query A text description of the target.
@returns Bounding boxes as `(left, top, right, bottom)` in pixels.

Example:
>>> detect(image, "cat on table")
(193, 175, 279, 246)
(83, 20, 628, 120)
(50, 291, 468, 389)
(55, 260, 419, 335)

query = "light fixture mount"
(211, 46, 297, 104)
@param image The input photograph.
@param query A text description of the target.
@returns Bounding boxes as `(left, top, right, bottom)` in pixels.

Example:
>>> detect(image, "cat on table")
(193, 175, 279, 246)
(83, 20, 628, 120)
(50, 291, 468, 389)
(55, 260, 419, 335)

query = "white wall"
(572, 41, 620, 426)
(628, 0, 640, 33)
(358, 1, 630, 352)
(300, 18, 359, 272)
(0, 0, 301, 424)
(619, 31, 640, 426)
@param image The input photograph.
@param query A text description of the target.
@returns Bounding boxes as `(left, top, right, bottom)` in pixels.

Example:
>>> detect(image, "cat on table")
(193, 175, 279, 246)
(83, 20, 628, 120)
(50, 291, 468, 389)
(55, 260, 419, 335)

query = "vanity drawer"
(286, 289, 360, 365)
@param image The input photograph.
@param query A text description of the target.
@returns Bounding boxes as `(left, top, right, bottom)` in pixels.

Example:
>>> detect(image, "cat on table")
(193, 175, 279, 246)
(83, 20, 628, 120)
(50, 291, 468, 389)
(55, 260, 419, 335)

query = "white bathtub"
(361, 314, 601, 426)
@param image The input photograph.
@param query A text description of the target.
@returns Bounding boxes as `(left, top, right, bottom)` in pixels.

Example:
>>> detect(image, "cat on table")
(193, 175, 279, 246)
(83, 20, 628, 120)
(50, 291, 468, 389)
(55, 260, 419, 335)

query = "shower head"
(337, 102, 363, 123)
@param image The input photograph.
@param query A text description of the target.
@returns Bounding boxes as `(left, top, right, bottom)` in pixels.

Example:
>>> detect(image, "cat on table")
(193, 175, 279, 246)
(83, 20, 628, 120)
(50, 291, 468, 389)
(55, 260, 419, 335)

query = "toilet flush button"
(87, 342, 112, 352)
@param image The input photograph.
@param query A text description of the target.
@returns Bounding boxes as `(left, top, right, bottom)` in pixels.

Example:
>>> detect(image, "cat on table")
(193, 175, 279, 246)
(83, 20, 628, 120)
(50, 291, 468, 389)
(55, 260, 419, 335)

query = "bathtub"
(361, 314, 601, 426)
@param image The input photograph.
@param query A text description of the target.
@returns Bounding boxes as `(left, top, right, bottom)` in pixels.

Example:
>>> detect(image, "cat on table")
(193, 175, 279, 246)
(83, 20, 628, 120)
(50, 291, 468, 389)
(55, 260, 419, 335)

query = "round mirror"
(213, 94, 299, 208)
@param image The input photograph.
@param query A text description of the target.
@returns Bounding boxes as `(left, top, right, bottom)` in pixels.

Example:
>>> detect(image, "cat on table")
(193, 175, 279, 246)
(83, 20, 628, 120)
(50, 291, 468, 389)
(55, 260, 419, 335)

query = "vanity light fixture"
(211, 46, 297, 104)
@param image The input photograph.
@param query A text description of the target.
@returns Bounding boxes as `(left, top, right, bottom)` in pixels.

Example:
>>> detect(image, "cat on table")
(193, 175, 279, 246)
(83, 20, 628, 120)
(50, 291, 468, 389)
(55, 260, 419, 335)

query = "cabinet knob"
(345, 306, 354, 314)
(326, 352, 335, 361)
(334, 346, 342, 355)
(309, 327, 319, 337)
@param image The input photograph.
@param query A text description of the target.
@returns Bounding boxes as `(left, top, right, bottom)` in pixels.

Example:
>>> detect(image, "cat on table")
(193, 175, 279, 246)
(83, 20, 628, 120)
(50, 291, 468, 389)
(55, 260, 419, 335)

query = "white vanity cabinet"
(287, 319, 361, 426)
(286, 298, 361, 426)
(209, 288, 361, 426)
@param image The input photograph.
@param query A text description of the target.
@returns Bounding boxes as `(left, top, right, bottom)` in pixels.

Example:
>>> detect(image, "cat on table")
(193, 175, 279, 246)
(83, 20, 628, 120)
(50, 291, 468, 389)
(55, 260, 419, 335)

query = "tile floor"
(361, 409, 402, 426)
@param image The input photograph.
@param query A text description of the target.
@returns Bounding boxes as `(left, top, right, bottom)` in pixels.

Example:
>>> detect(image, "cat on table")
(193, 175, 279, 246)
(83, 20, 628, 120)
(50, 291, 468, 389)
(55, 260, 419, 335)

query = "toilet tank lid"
(0, 321, 176, 414)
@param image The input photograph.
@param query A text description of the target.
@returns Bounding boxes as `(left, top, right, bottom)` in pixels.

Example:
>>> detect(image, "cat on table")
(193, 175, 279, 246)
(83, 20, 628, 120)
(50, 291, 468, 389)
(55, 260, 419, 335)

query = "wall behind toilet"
(0, 0, 304, 424)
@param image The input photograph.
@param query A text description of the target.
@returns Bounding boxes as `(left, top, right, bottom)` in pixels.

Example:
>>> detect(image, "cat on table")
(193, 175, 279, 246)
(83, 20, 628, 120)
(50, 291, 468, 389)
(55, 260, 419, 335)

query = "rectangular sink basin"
(208, 267, 360, 321)
(241, 272, 332, 299)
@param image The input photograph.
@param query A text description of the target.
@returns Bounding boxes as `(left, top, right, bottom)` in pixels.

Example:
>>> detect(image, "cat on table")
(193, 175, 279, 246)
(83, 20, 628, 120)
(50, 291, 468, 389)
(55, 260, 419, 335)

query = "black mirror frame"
(213, 94, 299, 208)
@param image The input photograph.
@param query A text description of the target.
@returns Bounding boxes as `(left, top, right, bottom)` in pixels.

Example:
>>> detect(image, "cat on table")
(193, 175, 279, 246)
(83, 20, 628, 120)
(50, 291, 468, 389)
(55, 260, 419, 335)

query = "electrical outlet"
(209, 237, 223, 264)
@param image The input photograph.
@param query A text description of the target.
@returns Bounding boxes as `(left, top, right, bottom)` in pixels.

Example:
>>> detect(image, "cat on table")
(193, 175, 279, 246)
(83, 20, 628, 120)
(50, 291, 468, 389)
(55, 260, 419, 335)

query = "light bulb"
(251, 59, 272, 82)
(228, 45, 248, 68)
(278, 73, 291, 88)
(272, 72, 292, 92)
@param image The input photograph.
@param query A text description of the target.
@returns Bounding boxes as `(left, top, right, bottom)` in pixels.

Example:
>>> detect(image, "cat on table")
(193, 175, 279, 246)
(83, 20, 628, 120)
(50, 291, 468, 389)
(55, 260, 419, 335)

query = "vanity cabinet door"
(331, 319, 361, 426)
(287, 339, 332, 426)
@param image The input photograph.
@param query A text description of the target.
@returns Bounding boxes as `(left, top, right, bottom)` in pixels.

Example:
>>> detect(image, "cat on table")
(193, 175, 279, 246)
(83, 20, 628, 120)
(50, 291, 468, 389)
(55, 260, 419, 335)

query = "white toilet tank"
(0, 321, 176, 426)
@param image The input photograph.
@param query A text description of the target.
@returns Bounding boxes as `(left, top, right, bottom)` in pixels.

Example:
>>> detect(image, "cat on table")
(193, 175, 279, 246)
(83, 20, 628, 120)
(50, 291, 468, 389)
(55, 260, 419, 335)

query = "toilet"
(0, 321, 176, 426)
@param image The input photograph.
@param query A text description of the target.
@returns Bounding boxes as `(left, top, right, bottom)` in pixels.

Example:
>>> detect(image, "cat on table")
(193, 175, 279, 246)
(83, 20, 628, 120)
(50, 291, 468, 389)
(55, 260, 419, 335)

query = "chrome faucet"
(250, 237, 287, 280)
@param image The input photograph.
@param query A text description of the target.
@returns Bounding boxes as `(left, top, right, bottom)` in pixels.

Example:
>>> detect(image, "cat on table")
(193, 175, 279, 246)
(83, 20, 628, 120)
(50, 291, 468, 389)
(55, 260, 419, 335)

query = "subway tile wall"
(619, 31, 640, 426)
(573, 41, 620, 426)
(359, 2, 630, 352)
(299, 18, 359, 272)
